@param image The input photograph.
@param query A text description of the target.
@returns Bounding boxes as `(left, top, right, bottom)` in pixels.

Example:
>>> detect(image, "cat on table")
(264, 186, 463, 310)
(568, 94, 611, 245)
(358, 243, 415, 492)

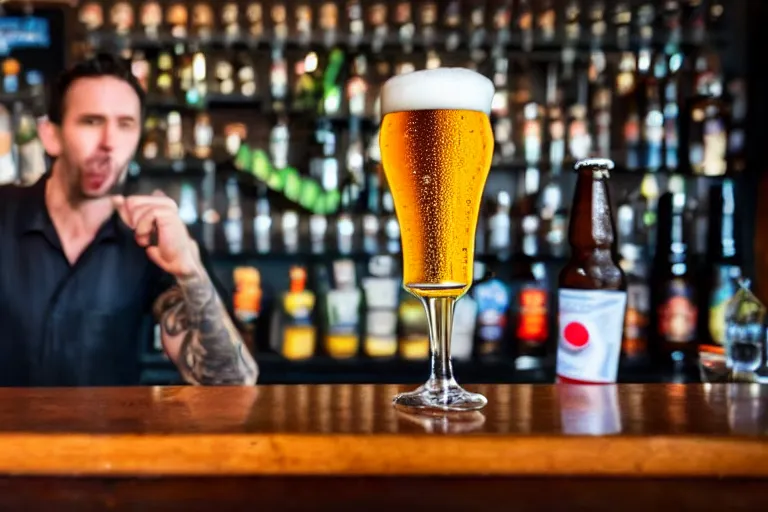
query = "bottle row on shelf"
(73, 0, 728, 55)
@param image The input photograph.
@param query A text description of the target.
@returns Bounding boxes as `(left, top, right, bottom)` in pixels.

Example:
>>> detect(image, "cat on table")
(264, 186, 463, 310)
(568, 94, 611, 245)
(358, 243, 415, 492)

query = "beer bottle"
(556, 159, 627, 384)
(650, 191, 698, 365)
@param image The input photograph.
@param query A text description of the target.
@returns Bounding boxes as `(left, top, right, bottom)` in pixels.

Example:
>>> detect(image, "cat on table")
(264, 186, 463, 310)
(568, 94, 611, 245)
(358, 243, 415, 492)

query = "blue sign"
(0, 17, 50, 55)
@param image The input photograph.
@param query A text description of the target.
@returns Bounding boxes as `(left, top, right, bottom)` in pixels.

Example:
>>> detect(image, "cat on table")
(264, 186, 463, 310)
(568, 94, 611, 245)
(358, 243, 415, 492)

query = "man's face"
(50, 76, 142, 200)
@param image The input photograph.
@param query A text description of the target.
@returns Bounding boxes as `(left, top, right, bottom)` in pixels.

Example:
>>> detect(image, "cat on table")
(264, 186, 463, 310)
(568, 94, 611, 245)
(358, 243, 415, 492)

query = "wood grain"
(0, 384, 765, 477)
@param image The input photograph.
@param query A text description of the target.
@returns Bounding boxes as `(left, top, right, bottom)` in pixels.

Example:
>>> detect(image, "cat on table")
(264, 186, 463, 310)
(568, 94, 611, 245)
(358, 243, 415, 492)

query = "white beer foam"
(381, 67, 495, 116)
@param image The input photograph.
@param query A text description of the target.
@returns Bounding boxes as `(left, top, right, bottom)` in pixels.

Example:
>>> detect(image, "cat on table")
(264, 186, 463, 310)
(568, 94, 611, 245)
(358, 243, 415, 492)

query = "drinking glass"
(379, 68, 495, 412)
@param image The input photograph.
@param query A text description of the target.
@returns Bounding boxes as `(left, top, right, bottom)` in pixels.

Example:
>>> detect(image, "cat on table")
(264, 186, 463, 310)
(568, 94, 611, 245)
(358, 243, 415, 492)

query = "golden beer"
(380, 67, 495, 412)
(380, 109, 494, 298)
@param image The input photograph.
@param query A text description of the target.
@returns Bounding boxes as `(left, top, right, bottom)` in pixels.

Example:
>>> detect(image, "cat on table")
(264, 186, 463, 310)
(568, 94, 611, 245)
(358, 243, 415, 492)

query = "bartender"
(0, 53, 258, 387)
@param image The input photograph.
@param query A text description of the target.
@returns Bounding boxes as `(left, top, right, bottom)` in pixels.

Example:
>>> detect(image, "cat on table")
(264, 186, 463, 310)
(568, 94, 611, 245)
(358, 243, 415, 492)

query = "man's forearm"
(156, 269, 258, 385)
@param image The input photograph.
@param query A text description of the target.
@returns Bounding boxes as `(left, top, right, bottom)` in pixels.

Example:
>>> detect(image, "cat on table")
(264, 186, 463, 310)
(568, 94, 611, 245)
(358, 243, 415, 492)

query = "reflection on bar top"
(0, 383, 763, 437)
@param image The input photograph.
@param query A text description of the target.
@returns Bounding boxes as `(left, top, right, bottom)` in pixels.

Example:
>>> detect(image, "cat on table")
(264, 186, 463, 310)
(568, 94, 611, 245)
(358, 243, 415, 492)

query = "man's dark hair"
(47, 53, 145, 125)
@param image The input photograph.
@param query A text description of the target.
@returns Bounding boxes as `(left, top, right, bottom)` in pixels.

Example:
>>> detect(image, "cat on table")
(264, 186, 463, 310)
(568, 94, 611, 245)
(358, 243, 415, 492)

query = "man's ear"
(37, 117, 62, 158)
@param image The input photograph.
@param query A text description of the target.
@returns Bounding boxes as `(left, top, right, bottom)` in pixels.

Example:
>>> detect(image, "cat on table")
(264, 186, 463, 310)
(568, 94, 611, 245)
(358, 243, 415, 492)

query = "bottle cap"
(574, 158, 615, 171)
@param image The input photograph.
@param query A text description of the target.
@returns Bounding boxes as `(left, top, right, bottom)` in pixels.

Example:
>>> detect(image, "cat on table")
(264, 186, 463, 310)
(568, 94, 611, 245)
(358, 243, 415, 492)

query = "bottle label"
(556, 289, 627, 383)
(657, 278, 697, 343)
(709, 264, 741, 345)
(517, 287, 548, 342)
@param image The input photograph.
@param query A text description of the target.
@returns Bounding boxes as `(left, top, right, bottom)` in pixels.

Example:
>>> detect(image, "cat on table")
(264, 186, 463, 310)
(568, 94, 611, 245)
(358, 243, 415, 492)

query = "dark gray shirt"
(0, 174, 224, 386)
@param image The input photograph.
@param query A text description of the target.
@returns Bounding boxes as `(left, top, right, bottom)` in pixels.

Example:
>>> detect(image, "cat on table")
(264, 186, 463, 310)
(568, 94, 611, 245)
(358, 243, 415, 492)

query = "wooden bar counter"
(1, 383, 767, 510)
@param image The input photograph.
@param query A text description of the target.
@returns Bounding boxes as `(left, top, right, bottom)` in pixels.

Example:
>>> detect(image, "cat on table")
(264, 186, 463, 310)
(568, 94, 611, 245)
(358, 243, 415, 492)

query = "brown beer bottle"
(650, 191, 698, 366)
(556, 159, 628, 384)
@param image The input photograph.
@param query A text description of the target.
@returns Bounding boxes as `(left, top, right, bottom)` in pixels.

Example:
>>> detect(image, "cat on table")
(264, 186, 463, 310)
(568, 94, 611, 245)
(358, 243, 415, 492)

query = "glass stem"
(421, 296, 458, 392)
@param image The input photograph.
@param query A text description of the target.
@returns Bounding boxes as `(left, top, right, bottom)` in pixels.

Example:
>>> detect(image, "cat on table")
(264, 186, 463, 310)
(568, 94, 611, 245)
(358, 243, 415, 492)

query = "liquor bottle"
(538, 0, 556, 43)
(420, 1, 438, 48)
(562, 0, 581, 77)
(557, 159, 627, 384)
(664, 58, 682, 172)
(453, 263, 481, 362)
(686, 54, 728, 177)
(491, 56, 514, 165)
(166, 2, 188, 38)
(0, 104, 16, 185)
(644, 79, 664, 171)
(178, 182, 198, 225)
(347, 0, 364, 48)
(272, 267, 317, 360)
(295, 3, 312, 46)
(246, 2, 264, 40)
(398, 291, 429, 360)
(221, 2, 240, 40)
(270, 116, 290, 170)
(383, 186, 400, 254)
(474, 263, 511, 359)
(270, 48, 288, 110)
(368, 2, 388, 53)
(324, 259, 362, 359)
(319, 1, 339, 48)
(346, 55, 368, 118)
(443, 0, 462, 52)
(282, 210, 300, 254)
(15, 111, 45, 186)
(651, 191, 698, 366)
(336, 179, 357, 255)
(111, 1, 134, 36)
(236, 53, 258, 97)
(620, 243, 651, 364)
(141, 116, 161, 160)
(492, 0, 512, 48)
(514, 262, 550, 370)
(193, 113, 213, 160)
(165, 111, 184, 160)
(487, 191, 512, 261)
(271, 2, 288, 46)
(613, 2, 632, 51)
(223, 177, 243, 254)
(233, 266, 263, 350)
(518, 0, 534, 53)
(704, 179, 742, 350)
(467, 2, 487, 51)
(394, 1, 414, 53)
(362, 255, 400, 358)
(254, 184, 272, 254)
(192, 2, 214, 40)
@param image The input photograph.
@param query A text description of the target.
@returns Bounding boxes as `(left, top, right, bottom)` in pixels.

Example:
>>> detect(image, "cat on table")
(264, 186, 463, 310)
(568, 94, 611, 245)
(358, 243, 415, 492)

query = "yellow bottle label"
(325, 334, 359, 359)
(283, 326, 316, 360)
(364, 336, 398, 358)
(400, 337, 429, 360)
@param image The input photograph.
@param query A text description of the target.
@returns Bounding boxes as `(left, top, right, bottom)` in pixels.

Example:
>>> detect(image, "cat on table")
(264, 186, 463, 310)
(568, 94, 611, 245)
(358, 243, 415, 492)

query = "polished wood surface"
(0, 384, 765, 477)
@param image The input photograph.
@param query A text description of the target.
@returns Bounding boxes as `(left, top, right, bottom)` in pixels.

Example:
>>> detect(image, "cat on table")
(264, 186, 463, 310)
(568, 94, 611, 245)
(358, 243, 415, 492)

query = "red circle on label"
(564, 322, 589, 348)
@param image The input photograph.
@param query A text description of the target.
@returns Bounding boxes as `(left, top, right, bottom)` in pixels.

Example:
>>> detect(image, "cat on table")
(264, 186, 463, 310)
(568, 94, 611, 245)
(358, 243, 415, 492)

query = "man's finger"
(133, 208, 158, 240)
(110, 195, 133, 228)
(125, 195, 177, 211)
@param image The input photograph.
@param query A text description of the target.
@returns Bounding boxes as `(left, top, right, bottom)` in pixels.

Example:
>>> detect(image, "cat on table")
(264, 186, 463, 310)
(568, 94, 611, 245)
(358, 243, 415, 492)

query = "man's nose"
(99, 122, 116, 151)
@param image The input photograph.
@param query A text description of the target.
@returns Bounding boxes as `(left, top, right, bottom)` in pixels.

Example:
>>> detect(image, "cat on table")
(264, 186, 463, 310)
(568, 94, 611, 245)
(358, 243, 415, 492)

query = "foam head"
(380, 67, 495, 117)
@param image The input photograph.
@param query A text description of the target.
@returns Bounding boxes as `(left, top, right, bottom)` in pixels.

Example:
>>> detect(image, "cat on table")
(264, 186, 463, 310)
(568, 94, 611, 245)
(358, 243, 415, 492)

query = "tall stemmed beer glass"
(379, 68, 495, 412)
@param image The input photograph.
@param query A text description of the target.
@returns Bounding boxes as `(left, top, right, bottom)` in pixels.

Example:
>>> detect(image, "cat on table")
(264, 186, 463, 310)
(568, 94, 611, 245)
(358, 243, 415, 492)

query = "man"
(0, 53, 258, 386)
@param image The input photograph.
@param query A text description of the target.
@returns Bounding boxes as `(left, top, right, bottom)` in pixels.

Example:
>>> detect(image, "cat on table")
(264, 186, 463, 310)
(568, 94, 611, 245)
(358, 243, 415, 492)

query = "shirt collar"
(16, 173, 122, 243)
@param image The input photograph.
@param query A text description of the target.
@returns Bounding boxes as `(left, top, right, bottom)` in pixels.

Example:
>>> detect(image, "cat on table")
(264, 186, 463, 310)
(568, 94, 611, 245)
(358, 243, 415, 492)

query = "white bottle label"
(556, 289, 627, 383)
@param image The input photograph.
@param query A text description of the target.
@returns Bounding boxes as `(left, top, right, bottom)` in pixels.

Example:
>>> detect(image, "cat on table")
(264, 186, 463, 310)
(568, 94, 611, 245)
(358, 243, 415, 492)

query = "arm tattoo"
(154, 273, 259, 386)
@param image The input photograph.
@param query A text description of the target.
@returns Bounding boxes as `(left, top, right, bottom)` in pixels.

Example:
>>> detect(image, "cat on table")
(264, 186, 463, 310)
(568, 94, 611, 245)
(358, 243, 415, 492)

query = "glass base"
(393, 380, 488, 413)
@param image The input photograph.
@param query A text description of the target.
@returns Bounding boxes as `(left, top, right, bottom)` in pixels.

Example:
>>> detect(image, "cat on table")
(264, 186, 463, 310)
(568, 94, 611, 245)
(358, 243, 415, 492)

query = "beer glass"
(379, 68, 495, 412)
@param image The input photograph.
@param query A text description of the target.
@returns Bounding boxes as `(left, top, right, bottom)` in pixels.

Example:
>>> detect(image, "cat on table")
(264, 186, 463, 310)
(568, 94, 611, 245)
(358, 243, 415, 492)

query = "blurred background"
(0, 0, 764, 386)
